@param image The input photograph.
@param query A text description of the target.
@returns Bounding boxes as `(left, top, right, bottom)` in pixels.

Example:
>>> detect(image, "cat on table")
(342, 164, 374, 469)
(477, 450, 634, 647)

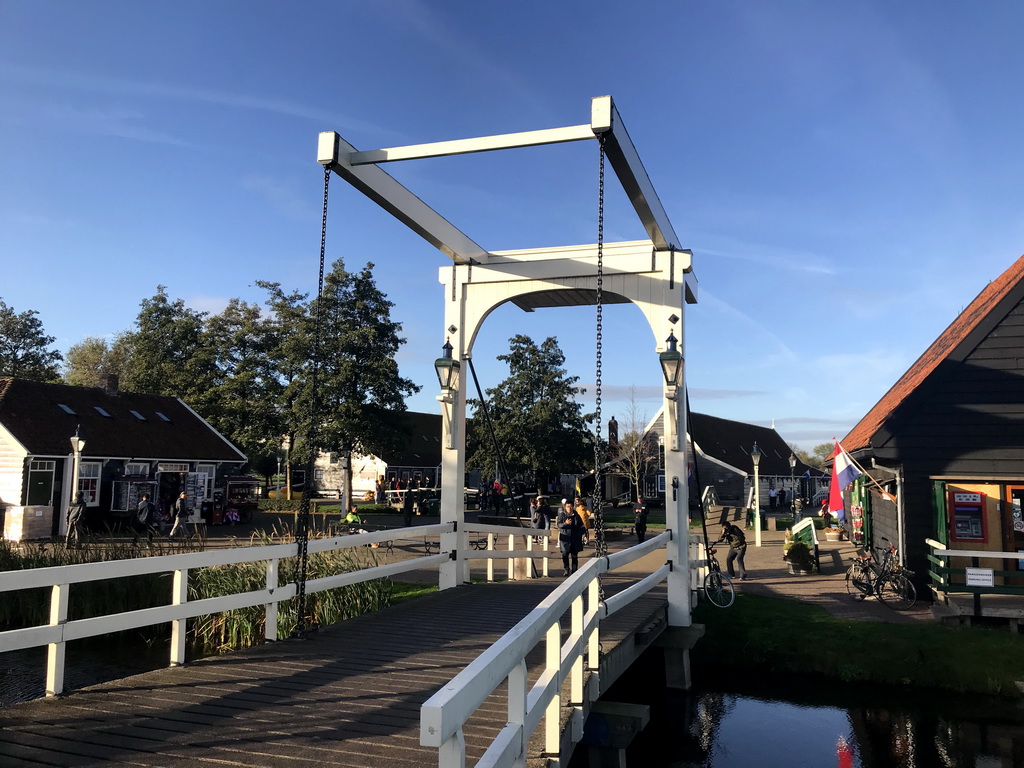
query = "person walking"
(557, 499, 585, 576)
(633, 495, 649, 543)
(402, 485, 414, 527)
(65, 491, 87, 548)
(717, 521, 748, 580)
(135, 493, 156, 542)
(574, 497, 592, 545)
(168, 492, 192, 540)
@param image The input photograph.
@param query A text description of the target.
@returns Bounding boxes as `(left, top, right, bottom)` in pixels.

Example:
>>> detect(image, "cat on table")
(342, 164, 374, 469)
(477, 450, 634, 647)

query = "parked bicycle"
(845, 536, 917, 610)
(703, 544, 735, 608)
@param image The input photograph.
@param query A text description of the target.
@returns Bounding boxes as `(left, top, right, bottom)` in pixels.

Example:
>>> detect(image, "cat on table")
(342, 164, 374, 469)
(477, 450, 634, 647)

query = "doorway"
(1005, 485, 1024, 580)
(26, 460, 56, 506)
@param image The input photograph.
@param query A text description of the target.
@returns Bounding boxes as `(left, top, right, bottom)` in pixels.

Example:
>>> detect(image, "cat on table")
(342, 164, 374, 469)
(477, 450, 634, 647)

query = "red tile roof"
(843, 253, 1024, 452)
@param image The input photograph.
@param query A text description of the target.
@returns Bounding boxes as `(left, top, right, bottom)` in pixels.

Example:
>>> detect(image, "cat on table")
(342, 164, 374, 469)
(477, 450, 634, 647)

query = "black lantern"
(659, 331, 683, 389)
(751, 442, 761, 468)
(434, 339, 461, 394)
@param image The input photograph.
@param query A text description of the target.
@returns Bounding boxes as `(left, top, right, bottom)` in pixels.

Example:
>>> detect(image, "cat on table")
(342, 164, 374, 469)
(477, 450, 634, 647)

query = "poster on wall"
(850, 504, 865, 545)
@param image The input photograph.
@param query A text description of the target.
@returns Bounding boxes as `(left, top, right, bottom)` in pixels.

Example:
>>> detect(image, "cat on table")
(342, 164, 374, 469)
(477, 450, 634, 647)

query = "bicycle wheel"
(877, 573, 917, 610)
(704, 571, 735, 608)
(845, 561, 874, 600)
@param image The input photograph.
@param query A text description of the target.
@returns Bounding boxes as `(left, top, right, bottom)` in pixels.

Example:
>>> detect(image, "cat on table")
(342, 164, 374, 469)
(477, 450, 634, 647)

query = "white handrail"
(0, 521, 454, 696)
(420, 530, 672, 767)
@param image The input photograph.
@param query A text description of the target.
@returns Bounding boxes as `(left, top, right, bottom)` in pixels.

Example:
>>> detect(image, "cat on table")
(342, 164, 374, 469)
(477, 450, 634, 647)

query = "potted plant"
(784, 540, 816, 575)
(823, 526, 844, 542)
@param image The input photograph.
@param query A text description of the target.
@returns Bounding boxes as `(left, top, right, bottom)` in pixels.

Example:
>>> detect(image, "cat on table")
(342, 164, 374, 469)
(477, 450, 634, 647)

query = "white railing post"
(170, 568, 188, 666)
(542, 535, 549, 577)
(544, 622, 561, 753)
(439, 729, 466, 768)
(588, 578, 600, 668)
(487, 533, 495, 582)
(571, 593, 583, 704)
(45, 583, 69, 697)
(265, 558, 279, 642)
(526, 535, 534, 580)
(507, 534, 515, 580)
(508, 659, 528, 768)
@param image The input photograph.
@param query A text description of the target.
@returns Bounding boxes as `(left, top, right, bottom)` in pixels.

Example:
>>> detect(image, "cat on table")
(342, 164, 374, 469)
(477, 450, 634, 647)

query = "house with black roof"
(842, 253, 1024, 597)
(604, 408, 822, 511)
(0, 375, 247, 538)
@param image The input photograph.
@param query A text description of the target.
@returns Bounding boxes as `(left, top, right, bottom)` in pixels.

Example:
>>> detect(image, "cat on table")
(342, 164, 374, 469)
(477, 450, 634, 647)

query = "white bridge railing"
(420, 530, 677, 768)
(0, 521, 562, 698)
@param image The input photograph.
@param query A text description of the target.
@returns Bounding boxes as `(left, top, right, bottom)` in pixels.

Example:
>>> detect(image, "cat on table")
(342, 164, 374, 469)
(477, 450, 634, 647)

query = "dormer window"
(130, 410, 146, 421)
(155, 411, 171, 422)
(58, 404, 76, 415)
(94, 406, 112, 418)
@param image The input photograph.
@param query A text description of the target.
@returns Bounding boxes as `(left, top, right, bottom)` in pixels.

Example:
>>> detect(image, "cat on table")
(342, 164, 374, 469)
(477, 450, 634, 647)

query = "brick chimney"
(98, 373, 119, 396)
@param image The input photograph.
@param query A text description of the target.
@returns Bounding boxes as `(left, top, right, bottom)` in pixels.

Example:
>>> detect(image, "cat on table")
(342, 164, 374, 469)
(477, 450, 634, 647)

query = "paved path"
(723, 526, 933, 624)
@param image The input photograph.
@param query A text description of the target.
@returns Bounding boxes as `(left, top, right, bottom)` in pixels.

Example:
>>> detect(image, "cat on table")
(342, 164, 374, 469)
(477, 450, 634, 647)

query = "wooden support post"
(265, 558, 279, 642)
(45, 583, 69, 697)
(170, 568, 188, 666)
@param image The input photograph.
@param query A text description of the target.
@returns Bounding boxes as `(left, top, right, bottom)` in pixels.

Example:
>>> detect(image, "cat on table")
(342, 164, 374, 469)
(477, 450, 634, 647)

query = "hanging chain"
(593, 135, 608, 581)
(294, 165, 331, 637)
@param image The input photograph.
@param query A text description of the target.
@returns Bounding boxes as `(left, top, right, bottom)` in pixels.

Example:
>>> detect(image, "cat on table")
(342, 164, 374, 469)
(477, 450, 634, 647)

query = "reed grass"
(0, 536, 204, 631)
(187, 526, 392, 652)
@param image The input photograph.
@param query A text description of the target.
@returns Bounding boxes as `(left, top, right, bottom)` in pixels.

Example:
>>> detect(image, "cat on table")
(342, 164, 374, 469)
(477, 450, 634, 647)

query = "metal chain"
(294, 165, 331, 637)
(593, 136, 608, 578)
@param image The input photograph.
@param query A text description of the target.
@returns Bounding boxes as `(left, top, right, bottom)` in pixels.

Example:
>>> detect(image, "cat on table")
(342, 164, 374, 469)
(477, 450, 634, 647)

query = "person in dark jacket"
(633, 496, 649, 543)
(135, 493, 156, 542)
(169, 492, 192, 539)
(717, 522, 748, 580)
(557, 500, 585, 576)
(65, 491, 87, 548)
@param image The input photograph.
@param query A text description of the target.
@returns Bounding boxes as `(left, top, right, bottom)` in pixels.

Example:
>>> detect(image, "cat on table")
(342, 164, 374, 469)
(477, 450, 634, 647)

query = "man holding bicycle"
(718, 522, 749, 581)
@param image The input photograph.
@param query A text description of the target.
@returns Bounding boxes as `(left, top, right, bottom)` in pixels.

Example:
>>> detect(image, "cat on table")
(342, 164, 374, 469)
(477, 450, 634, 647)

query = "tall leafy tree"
(64, 335, 128, 387)
(118, 286, 214, 400)
(467, 335, 593, 489)
(198, 298, 283, 464)
(299, 259, 420, 510)
(0, 298, 62, 381)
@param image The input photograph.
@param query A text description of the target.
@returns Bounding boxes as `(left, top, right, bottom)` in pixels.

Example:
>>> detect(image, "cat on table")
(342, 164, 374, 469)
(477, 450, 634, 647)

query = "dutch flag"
(827, 442, 862, 522)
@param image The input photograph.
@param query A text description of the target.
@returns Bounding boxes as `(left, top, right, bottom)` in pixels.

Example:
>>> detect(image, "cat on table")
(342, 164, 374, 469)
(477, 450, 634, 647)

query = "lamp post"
(434, 339, 461, 449)
(66, 426, 86, 538)
(789, 452, 798, 520)
(659, 330, 683, 451)
(751, 442, 762, 547)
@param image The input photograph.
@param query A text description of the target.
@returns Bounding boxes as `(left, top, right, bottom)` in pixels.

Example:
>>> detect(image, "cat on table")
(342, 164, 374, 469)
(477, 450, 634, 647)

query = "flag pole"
(835, 439, 897, 502)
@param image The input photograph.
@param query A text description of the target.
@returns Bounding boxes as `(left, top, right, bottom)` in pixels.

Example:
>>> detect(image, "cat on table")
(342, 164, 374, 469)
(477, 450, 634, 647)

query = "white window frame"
(125, 462, 150, 477)
(78, 462, 102, 506)
(197, 463, 216, 498)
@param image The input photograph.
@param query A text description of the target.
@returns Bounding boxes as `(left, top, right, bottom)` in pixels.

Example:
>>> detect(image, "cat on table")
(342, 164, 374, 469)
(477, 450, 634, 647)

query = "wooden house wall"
(0, 441, 25, 510)
(878, 298, 1024, 476)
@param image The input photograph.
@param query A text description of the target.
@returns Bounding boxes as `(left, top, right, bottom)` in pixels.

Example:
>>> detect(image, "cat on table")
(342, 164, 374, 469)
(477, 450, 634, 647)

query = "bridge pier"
(655, 624, 705, 690)
(581, 701, 651, 768)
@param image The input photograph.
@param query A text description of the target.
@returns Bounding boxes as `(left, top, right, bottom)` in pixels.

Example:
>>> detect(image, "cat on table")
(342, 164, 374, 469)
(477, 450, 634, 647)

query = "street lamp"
(789, 452, 798, 520)
(69, 425, 86, 501)
(751, 442, 762, 547)
(434, 338, 461, 449)
(659, 329, 683, 451)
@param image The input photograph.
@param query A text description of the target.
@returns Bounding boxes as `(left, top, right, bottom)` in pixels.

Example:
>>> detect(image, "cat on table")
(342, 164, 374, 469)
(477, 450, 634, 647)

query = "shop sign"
(965, 568, 994, 588)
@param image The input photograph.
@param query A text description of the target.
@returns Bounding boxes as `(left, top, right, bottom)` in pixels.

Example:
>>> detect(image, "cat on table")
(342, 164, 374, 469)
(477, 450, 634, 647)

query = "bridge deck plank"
(0, 577, 667, 767)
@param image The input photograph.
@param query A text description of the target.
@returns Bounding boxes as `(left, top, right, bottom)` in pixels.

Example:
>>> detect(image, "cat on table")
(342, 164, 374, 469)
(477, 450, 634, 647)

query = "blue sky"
(3, 1, 1023, 452)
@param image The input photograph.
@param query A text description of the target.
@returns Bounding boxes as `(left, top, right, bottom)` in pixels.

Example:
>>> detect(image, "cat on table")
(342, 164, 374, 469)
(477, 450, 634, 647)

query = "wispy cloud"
(0, 63, 398, 138)
(240, 176, 315, 221)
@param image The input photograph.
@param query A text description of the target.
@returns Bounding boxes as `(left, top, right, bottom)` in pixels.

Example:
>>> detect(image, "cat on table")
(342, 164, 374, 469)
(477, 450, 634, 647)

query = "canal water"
(578, 653, 1024, 767)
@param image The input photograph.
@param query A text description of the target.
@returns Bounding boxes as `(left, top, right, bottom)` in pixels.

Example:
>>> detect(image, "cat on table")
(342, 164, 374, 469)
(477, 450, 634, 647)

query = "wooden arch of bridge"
(318, 95, 697, 626)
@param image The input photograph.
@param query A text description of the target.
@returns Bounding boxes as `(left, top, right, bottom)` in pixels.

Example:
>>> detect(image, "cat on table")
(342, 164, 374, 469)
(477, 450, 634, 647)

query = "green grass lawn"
(693, 593, 1024, 697)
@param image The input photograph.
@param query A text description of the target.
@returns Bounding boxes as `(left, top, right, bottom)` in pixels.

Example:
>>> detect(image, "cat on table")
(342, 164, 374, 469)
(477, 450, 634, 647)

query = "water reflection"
(581, 653, 1024, 767)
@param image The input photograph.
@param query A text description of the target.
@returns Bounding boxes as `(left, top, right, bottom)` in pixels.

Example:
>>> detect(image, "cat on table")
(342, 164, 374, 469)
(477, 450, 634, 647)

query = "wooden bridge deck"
(0, 577, 667, 767)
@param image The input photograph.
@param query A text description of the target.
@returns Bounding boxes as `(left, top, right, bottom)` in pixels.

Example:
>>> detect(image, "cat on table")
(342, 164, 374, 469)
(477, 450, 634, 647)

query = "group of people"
(64, 490, 194, 547)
